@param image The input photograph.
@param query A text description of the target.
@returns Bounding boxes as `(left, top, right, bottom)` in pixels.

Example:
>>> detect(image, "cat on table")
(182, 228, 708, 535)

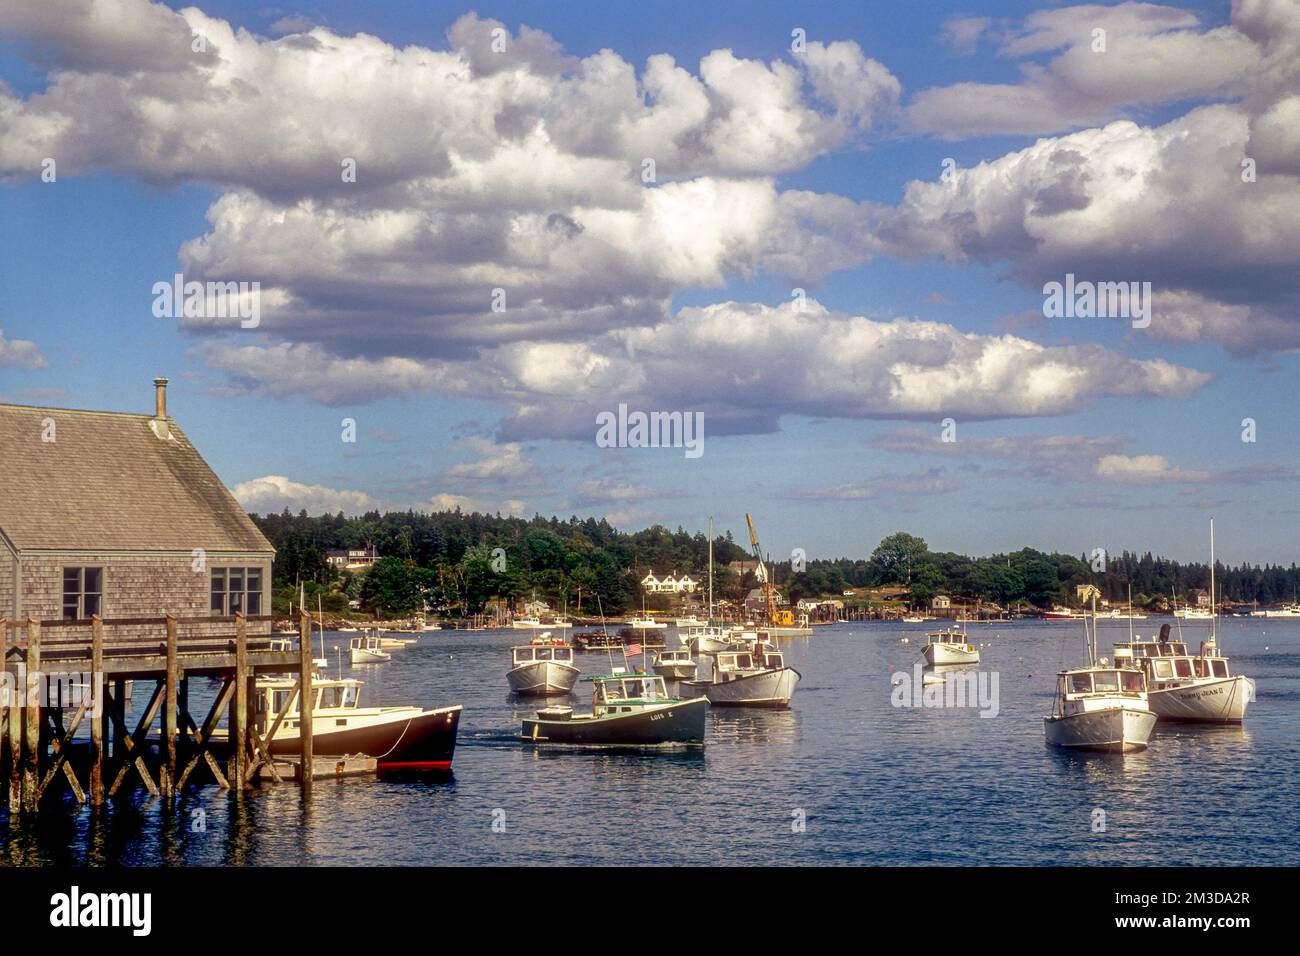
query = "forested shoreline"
(250, 510, 1300, 617)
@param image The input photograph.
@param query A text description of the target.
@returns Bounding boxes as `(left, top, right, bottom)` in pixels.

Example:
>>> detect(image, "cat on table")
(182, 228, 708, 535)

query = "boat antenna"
(595, 592, 616, 674)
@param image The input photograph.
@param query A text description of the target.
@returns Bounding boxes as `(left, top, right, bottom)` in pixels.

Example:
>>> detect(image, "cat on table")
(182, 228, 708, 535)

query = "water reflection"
(1, 620, 1296, 865)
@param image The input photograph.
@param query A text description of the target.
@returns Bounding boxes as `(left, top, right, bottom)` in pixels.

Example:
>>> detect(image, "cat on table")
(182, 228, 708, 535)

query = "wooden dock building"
(0, 379, 314, 812)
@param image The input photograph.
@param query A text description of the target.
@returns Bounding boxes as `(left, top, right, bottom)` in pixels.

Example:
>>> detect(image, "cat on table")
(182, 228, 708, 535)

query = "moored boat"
(350, 632, 391, 663)
(626, 615, 668, 630)
(521, 674, 707, 746)
(921, 624, 979, 665)
(221, 676, 462, 771)
(688, 641, 800, 707)
(1113, 522, 1253, 723)
(507, 633, 580, 696)
(1113, 632, 1251, 723)
(652, 648, 698, 681)
(1043, 587, 1156, 752)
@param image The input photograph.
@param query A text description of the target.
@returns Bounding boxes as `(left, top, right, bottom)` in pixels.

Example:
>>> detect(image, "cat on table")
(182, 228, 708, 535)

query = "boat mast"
(1209, 517, 1217, 641)
(1089, 589, 1098, 666)
(707, 516, 714, 623)
(1127, 582, 1134, 644)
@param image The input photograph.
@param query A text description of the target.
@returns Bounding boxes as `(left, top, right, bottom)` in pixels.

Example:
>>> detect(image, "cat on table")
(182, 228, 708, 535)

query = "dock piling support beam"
(298, 609, 313, 796)
(1, 618, 14, 814)
(231, 614, 248, 792)
(22, 620, 40, 812)
(162, 615, 178, 800)
(90, 616, 104, 807)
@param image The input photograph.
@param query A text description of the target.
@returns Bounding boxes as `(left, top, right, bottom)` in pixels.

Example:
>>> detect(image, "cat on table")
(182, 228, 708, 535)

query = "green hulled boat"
(521, 674, 708, 746)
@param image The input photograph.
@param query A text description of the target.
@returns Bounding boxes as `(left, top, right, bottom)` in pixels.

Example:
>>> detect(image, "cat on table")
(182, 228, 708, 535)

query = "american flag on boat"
(623, 642, 642, 657)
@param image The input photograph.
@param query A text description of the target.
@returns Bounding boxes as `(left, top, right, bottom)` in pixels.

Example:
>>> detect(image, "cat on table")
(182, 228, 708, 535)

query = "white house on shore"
(326, 547, 379, 570)
(641, 570, 698, 594)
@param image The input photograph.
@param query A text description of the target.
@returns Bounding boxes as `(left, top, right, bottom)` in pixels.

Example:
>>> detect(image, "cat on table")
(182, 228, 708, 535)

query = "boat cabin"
(715, 648, 786, 675)
(1113, 638, 1232, 686)
(512, 643, 574, 666)
(1114, 639, 1190, 659)
(253, 677, 363, 730)
(657, 649, 693, 664)
(1056, 668, 1146, 702)
(585, 674, 672, 713)
(926, 629, 968, 646)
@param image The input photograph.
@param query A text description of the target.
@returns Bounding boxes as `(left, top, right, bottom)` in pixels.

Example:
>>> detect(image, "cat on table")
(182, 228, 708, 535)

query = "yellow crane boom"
(743, 512, 793, 626)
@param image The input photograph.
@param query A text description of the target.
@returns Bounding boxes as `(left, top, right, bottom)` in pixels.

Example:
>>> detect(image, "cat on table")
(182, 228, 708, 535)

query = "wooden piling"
(90, 616, 104, 807)
(22, 620, 40, 812)
(162, 614, 178, 799)
(1, 618, 13, 813)
(230, 614, 248, 792)
(298, 609, 313, 795)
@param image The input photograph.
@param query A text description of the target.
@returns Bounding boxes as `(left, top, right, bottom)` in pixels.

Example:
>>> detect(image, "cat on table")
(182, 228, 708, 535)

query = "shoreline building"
(0, 379, 274, 641)
(641, 571, 699, 594)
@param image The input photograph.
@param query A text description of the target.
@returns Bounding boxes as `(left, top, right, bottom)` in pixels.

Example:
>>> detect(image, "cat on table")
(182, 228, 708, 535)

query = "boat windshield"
(513, 647, 534, 664)
(1068, 670, 1143, 694)
(316, 685, 357, 709)
(600, 677, 666, 701)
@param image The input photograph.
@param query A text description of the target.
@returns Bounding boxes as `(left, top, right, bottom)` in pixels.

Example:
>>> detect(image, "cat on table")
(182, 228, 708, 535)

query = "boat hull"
(653, 662, 698, 681)
(267, 705, 462, 771)
(507, 660, 581, 696)
(522, 697, 708, 746)
(350, 649, 390, 663)
(922, 643, 979, 666)
(1147, 676, 1251, 723)
(1043, 706, 1156, 752)
(694, 667, 801, 707)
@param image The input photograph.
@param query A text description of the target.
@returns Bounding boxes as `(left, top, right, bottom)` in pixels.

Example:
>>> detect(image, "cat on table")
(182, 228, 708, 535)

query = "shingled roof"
(0, 401, 273, 553)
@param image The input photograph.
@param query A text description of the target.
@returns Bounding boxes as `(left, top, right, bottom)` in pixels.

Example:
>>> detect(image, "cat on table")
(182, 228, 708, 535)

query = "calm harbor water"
(4, 618, 1299, 866)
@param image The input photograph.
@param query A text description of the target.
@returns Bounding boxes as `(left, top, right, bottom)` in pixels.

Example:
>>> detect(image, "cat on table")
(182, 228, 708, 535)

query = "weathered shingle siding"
(22, 553, 272, 641)
(0, 546, 14, 621)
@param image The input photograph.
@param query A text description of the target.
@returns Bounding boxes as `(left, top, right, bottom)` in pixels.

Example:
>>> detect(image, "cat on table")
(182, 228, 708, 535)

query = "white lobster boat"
(1113, 633, 1252, 723)
(921, 624, 979, 665)
(349, 633, 391, 664)
(1044, 666, 1157, 752)
(507, 634, 580, 696)
(1112, 524, 1253, 723)
(689, 643, 800, 707)
(627, 615, 668, 630)
(1044, 587, 1156, 752)
(684, 624, 756, 654)
(652, 648, 698, 681)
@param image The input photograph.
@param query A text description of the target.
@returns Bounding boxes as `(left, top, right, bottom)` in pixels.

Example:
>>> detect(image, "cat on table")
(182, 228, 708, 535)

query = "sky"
(1, 0, 1298, 565)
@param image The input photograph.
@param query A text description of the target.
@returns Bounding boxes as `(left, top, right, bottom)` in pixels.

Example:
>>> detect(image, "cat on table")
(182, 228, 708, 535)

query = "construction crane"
(745, 512, 794, 627)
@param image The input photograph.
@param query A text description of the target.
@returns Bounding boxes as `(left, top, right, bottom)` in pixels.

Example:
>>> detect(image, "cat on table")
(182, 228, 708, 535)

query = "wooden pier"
(0, 610, 318, 813)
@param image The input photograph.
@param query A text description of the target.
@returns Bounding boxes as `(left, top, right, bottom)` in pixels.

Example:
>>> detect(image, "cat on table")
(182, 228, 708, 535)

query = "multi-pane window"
(62, 567, 103, 620)
(211, 567, 263, 616)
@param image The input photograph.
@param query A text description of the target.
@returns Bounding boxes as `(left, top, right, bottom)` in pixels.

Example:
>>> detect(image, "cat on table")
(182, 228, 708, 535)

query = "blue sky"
(1, 0, 1298, 564)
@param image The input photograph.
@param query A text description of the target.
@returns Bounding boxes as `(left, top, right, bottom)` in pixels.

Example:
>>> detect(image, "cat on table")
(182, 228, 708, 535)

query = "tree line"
(250, 511, 1300, 617)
